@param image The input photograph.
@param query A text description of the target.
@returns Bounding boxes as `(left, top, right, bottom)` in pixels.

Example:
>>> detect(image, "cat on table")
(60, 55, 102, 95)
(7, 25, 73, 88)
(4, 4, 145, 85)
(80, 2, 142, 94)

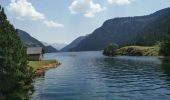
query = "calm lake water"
(31, 51, 170, 100)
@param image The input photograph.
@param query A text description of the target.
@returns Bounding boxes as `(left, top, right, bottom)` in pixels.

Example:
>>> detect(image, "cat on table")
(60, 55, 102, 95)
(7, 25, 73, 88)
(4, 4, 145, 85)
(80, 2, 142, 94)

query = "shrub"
(103, 43, 119, 56)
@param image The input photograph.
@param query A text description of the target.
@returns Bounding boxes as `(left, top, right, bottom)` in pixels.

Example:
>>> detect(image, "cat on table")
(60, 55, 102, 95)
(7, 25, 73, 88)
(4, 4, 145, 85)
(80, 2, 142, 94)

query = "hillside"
(132, 8, 170, 45)
(17, 29, 58, 53)
(44, 45, 58, 53)
(61, 36, 86, 52)
(66, 7, 170, 51)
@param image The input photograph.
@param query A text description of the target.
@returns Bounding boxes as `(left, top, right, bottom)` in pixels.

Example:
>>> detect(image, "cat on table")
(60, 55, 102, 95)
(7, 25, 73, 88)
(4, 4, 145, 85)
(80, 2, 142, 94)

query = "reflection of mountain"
(17, 29, 58, 53)
(97, 57, 162, 82)
(93, 57, 170, 95)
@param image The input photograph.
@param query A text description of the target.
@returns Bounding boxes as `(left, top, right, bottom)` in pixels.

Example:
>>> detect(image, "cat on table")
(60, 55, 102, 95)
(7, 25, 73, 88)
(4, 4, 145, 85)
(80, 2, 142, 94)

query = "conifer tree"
(0, 6, 33, 95)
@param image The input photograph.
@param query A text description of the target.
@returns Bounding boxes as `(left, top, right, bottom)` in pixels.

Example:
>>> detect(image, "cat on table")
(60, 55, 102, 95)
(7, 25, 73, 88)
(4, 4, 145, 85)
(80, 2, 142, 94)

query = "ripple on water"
(31, 51, 170, 100)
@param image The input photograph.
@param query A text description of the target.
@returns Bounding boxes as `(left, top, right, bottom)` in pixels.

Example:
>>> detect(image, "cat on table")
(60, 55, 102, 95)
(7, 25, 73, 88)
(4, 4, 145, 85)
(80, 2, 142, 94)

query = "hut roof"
(27, 47, 43, 55)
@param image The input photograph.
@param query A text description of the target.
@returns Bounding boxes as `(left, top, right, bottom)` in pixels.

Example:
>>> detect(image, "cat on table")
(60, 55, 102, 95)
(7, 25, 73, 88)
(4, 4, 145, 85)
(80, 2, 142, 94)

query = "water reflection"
(161, 58, 170, 81)
(31, 52, 170, 100)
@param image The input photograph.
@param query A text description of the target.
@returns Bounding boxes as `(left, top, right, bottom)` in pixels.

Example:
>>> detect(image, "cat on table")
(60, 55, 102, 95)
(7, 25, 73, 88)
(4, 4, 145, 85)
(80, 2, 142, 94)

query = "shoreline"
(34, 62, 61, 76)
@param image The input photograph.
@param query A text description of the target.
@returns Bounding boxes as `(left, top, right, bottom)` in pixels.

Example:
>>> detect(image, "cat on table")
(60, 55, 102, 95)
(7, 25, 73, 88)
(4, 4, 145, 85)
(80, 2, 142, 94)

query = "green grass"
(28, 60, 58, 71)
(116, 46, 160, 56)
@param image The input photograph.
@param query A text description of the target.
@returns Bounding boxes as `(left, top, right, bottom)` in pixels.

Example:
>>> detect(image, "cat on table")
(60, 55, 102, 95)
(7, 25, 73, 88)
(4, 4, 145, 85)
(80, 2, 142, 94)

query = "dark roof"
(27, 47, 43, 55)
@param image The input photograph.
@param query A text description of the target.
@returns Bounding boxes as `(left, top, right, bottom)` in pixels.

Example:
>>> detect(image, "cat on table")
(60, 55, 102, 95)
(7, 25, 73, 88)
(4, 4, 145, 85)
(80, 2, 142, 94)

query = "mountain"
(41, 42, 67, 50)
(66, 7, 170, 51)
(16, 29, 58, 53)
(41, 41, 49, 46)
(132, 8, 170, 45)
(61, 36, 86, 52)
(44, 45, 58, 53)
(50, 43, 67, 50)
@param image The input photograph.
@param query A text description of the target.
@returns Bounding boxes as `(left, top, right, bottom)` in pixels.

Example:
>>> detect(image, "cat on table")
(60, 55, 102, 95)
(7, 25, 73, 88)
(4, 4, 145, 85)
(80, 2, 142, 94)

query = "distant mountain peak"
(61, 36, 87, 52)
(41, 41, 67, 50)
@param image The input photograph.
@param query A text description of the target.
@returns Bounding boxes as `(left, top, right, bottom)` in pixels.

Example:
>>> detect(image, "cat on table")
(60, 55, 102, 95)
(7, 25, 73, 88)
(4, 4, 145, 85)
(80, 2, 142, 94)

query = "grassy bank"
(28, 60, 60, 76)
(28, 60, 59, 71)
(116, 46, 160, 56)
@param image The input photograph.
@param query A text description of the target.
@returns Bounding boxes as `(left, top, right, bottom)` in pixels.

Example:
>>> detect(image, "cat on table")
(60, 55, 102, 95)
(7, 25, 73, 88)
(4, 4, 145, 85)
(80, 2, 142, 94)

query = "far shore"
(103, 45, 161, 57)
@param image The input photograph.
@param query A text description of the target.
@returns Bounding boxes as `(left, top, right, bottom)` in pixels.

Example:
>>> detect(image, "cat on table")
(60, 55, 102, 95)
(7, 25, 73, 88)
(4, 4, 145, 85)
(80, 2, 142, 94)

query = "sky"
(0, 0, 170, 44)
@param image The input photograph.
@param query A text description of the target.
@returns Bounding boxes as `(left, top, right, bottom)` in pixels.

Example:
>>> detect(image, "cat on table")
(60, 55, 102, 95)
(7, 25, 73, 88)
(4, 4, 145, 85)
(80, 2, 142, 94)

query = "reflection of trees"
(161, 58, 170, 81)
(98, 57, 162, 80)
(97, 57, 138, 79)
(103, 58, 116, 66)
(96, 58, 116, 76)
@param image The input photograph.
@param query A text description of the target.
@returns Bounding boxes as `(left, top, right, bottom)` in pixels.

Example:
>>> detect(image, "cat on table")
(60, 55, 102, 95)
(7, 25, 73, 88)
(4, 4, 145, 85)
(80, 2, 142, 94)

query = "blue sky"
(0, 0, 170, 44)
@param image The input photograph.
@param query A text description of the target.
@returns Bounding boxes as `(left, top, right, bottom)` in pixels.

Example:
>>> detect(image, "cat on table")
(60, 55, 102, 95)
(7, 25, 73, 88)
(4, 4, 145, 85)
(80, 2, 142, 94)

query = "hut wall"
(28, 54, 41, 61)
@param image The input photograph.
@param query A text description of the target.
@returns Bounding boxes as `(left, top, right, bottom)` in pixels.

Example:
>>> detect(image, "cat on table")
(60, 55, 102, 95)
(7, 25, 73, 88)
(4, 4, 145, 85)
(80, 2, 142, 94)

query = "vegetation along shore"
(28, 60, 61, 76)
(0, 7, 61, 100)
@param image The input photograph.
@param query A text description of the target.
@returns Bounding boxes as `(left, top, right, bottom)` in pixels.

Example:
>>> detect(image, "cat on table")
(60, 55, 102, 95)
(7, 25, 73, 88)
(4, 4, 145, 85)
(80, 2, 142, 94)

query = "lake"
(31, 51, 170, 100)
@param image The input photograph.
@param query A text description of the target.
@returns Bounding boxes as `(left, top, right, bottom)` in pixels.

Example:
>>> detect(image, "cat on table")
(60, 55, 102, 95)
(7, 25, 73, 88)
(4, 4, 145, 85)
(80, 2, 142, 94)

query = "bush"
(103, 43, 119, 56)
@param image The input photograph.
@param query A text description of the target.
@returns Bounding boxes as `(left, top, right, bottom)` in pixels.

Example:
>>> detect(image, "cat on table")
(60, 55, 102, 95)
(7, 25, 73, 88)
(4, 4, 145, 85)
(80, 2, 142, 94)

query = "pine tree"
(160, 24, 170, 56)
(0, 7, 33, 96)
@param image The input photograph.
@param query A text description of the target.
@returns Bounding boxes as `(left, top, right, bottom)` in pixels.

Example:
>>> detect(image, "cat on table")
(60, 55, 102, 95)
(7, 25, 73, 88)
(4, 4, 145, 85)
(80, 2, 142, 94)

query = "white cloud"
(108, 0, 131, 5)
(7, 0, 64, 28)
(7, 0, 45, 20)
(44, 20, 64, 28)
(69, 0, 105, 18)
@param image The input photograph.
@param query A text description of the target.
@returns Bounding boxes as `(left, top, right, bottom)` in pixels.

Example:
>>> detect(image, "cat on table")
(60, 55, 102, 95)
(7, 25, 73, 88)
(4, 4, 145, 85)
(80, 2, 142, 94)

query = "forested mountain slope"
(17, 29, 58, 53)
(67, 7, 170, 51)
